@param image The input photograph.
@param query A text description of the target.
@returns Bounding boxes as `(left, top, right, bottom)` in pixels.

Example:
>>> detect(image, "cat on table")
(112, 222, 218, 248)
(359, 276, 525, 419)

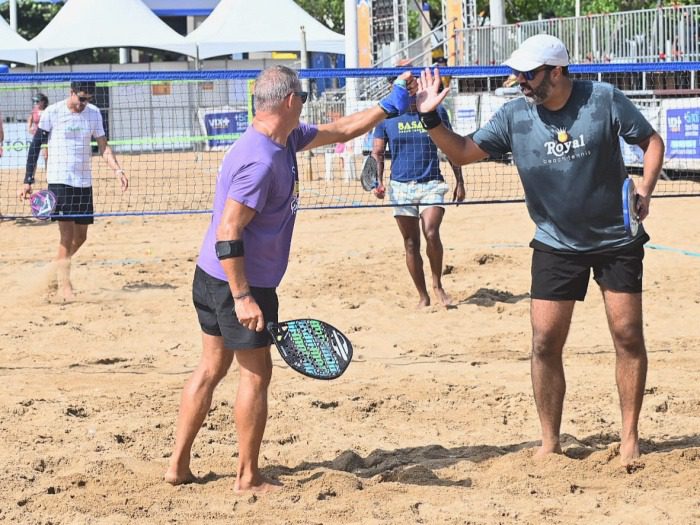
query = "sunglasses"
(511, 65, 556, 81)
(290, 91, 308, 104)
(76, 94, 93, 103)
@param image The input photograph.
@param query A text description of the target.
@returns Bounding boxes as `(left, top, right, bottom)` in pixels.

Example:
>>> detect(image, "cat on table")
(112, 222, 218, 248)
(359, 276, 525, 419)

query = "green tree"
(408, 0, 443, 39)
(0, 0, 60, 40)
(490, 0, 698, 23)
(294, 0, 345, 33)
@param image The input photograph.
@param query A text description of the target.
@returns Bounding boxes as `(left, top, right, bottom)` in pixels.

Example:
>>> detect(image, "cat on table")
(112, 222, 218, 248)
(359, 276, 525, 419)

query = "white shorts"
(389, 179, 450, 218)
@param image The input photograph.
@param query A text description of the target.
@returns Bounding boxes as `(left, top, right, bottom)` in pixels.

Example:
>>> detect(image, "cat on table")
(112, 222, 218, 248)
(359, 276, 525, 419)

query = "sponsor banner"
(0, 123, 34, 170)
(665, 106, 700, 159)
(196, 107, 249, 151)
(452, 95, 480, 136)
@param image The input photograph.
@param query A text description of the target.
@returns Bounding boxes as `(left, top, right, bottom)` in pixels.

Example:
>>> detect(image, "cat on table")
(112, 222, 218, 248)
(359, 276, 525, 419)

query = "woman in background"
(27, 93, 49, 163)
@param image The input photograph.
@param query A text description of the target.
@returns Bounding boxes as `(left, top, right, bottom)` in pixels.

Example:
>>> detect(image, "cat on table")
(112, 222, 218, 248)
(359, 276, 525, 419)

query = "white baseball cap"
(503, 34, 569, 71)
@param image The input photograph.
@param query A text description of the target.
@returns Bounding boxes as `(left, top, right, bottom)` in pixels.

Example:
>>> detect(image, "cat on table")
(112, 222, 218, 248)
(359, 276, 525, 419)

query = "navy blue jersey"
(373, 106, 451, 183)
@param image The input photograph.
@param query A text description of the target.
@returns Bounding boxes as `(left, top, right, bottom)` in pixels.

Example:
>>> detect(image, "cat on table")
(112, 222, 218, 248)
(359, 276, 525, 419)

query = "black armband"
(215, 240, 244, 260)
(24, 129, 49, 184)
(419, 111, 442, 130)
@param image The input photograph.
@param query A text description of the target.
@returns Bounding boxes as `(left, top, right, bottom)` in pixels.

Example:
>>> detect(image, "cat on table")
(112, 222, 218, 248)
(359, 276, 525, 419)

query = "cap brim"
(502, 51, 543, 72)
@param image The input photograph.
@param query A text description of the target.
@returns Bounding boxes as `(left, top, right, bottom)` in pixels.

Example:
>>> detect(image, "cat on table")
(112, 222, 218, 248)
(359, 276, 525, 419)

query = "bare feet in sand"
(164, 468, 196, 486)
(619, 440, 641, 466)
(433, 286, 453, 307)
(60, 283, 75, 302)
(417, 294, 431, 308)
(233, 475, 282, 494)
(533, 441, 563, 460)
(56, 259, 75, 301)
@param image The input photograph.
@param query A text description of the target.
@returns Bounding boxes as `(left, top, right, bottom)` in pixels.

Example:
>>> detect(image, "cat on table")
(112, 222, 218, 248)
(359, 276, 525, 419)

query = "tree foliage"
(294, 0, 345, 33)
(496, 0, 697, 23)
(0, 0, 60, 40)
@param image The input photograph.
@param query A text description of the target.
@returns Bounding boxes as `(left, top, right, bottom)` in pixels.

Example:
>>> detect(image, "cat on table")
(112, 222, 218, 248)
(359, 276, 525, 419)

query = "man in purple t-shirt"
(165, 65, 416, 493)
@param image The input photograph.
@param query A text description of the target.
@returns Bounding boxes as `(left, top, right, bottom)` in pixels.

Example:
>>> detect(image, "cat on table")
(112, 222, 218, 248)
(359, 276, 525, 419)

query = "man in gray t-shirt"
(415, 34, 665, 466)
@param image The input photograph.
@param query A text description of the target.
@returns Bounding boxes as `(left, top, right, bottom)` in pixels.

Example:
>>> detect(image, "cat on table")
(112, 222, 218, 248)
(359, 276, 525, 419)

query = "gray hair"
(253, 66, 300, 112)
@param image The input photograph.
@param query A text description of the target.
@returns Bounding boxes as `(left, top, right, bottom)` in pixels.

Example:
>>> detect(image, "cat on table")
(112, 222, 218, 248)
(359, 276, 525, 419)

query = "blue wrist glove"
(378, 79, 409, 118)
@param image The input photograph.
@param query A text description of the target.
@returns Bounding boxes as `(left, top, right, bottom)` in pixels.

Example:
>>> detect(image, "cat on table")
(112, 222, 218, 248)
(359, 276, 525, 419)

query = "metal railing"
(457, 5, 700, 65)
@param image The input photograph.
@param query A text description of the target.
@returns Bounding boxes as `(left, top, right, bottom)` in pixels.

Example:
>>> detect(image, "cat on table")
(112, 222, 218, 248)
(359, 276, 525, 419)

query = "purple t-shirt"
(197, 123, 318, 287)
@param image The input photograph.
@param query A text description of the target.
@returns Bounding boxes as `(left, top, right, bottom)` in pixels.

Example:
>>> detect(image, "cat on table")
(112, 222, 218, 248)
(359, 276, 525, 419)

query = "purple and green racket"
(29, 189, 57, 220)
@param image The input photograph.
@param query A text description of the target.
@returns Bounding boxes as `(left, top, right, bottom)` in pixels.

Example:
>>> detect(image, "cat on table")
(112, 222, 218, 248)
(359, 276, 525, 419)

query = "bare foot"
(61, 284, 75, 302)
(433, 287, 453, 307)
(619, 440, 641, 466)
(234, 476, 283, 494)
(533, 442, 563, 460)
(416, 294, 431, 308)
(56, 259, 74, 301)
(164, 468, 196, 486)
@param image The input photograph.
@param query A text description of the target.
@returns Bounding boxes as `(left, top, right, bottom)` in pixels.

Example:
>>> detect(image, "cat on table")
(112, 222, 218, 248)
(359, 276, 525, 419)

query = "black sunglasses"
(76, 94, 93, 103)
(291, 91, 308, 103)
(511, 65, 556, 81)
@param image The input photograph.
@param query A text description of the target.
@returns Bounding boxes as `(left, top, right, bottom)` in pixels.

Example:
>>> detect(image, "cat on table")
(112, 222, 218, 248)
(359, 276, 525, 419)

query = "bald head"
(253, 66, 300, 113)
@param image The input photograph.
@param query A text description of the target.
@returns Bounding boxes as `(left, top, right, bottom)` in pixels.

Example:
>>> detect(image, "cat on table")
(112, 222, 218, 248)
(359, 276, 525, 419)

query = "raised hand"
(416, 67, 450, 114)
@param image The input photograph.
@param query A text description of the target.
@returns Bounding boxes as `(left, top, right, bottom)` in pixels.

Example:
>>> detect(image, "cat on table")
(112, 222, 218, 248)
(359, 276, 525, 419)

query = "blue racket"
(267, 319, 353, 380)
(621, 178, 639, 236)
(29, 189, 57, 220)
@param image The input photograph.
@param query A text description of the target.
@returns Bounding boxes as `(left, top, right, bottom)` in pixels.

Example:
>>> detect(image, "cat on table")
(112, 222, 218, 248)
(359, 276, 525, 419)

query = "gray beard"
(524, 74, 553, 105)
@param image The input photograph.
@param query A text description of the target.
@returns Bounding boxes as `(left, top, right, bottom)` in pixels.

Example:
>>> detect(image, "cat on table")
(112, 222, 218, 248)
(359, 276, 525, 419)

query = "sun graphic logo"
(556, 128, 569, 143)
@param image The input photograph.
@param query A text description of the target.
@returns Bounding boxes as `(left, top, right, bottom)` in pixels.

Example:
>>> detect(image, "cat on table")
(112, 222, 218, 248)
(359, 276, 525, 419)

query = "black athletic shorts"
(48, 183, 94, 225)
(530, 241, 645, 301)
(192, 265, 278, 350)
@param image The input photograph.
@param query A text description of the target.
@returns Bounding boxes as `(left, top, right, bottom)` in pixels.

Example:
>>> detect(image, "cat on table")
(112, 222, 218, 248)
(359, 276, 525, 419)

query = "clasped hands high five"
(378, 68, 448, 117)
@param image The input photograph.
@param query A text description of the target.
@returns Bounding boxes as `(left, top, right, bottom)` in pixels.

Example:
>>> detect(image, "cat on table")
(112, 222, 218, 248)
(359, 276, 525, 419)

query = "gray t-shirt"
(473, 80, 654, 252)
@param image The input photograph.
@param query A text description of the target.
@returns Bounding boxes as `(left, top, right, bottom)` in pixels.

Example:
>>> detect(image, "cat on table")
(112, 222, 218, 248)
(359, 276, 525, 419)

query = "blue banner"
(199, 109, 249, 150)
(666, 108, 700, 159)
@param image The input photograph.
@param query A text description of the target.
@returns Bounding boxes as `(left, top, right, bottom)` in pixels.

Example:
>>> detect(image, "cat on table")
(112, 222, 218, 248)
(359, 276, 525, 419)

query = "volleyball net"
(0, 64, 698, 219)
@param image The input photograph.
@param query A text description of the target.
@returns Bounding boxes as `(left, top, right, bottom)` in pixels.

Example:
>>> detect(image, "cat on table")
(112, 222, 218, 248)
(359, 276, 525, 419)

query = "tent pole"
(300, 26, 310, 94)
(300, 26, 313, 182)
(9, 0, 17, 31)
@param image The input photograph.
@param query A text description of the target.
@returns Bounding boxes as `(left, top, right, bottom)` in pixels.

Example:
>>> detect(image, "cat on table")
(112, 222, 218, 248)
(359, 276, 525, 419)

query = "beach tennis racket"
(360, 155, 378, 191)
(267, 319, 353, 380)
(29, 189, 57, 220)
(621, 177, 639, 236)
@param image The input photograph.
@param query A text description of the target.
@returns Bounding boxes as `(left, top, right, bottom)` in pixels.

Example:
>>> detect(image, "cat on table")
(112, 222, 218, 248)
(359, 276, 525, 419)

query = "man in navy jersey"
(372, 78, 464, 307)
(165, 66, 416, 493)
(415, 35, 664, 465)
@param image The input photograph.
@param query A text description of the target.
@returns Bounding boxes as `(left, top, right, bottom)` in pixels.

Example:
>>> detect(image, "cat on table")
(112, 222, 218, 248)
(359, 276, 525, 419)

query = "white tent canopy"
(31, 0, 197, 63)
(0, 15, 37, 65)
(187, 0, 345, 59)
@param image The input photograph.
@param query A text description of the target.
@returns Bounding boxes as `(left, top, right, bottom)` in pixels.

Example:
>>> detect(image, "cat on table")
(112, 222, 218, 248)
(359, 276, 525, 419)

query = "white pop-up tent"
(31, 0, 197, 63)
(0, 15, 37, 65)
(187, 0, 345, 59)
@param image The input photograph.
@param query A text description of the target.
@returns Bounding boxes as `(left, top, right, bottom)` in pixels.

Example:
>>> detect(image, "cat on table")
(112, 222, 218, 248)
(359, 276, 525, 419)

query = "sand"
(1, 195, 699, 524)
